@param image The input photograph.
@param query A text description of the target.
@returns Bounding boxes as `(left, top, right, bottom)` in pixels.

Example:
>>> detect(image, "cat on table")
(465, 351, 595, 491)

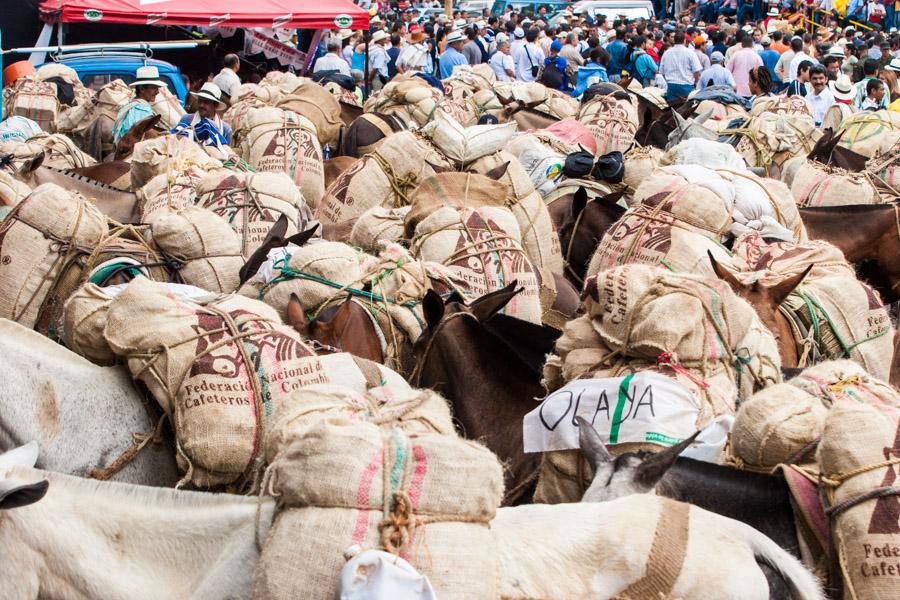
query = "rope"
(820, 458, 900, 488)
(826, 486, 900, 520)
(88, 413, 167, 480)
(371, 151, 419, 207)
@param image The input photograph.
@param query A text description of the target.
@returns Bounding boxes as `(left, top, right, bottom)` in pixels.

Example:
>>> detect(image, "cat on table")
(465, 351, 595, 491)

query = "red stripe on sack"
(352, 448, 384, 543)
(403, 445, 428, 553)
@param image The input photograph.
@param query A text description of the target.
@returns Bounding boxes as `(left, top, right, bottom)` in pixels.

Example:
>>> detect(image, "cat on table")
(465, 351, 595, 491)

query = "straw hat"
(826, 45, 845, 58)
(371, 30, 389, 44)
(129, 65, 167, 88)
(885, 57, 900, 72)
(190, 82, 226, 108)
(445, 31, 465, 44)
(829, 76, 855, 100)
(767, 7, 779, 16)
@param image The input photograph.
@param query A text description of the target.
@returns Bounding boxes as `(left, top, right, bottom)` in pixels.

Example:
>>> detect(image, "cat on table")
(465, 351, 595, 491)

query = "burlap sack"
(148, 206, 244, 293)
(493, 81, 549, 105)
(623, 145, 664, 192)
(467, 151, 565, 275)
(350, 206, 409, 253)
(196, 171, 309, 259)
(137, 165, 211, 222)
(837, 110, 900, 158)
(131, 135, 223, 190)
(7, 77, 60, 133)
(726, 112, 819, 171)
(102, 278, 316, 487)
(317, 131, 453, 226)
(364, 75, 445, 128)
(695, 100, 748, 132)
(420, 112, 516, 165)
(750, 95, 812, 117)
(790, 159, 880, 207)
(240, 107, 325, 210)
(62, 283, 121, 365)
(26, 132, 96, 169)
(819, 402, 900, 599)
(790, 360, 900, 414)
(866, 131, 900, 191)
(534, 89, 581, 121)
(0, 170, 31, 206)
(150, 86, 186, 129)
(410, 205, 543, 324)
(0, 183, 108, 330)
(276, 79, 343, 146)
(536, 264, 781, 503)
(224, 97, 265, 149)
(577, 95, 639, 155)
(254, 384, 503, 600)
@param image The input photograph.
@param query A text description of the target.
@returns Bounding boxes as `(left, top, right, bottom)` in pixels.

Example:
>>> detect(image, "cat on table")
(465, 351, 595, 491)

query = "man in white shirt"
(788, 37, 817, 82)
(367, 30, 391, 89)
(313, 38, 351, 76)
(212, 54, 241, 103)
(489, 37, 516, 81)
(659, 29, 702, 102)
(510, 27, 526, 63)
(805, 65, 834, 126)
(514, 28, 545, 82)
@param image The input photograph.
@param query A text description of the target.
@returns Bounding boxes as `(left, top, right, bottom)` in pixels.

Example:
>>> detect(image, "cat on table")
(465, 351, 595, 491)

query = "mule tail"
(722, 516, 824, 600)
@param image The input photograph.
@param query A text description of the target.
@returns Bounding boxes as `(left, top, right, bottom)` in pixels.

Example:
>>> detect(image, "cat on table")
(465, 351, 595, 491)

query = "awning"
(39, 0, 370, 30)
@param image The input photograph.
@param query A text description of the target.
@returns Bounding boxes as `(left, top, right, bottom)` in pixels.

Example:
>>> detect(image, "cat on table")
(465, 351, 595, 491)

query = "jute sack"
(577, 94, 639, 155)
(790, 360, 900, 414)
(317, 130, 453, 226)
(254, 385, 503, 600)
(0, 170, 31, 206)
(137, 165, 212, 222)
(694, 100, 748, 131)
(131, 135, 223, 190)
(7, 77, 60, 133)
(276, 79, 343, 146)
(148, 206, 244, 293)
(725, 112, 819, 172)
(350, 205, 409, 253)
(22, 133, 96, 169)
(0, 183, 107, 329)
(240, 107, 325, 210)
(420, 112, 516, 165)
(623, 145, 664, 192)
(533, 89, 581, 121)
(467, 151, 565, 275)
(865, 131, 900, 191)
(62, 283, 123, 366)
(102, 277, 323, 488)
(750, 95, 812, 117)
(224, 97, 265, 149)
(818, 402, 900, 599)
(410, 205, 544, 324)
(196, 171, 310, 259)
(493, 81, 549, 105)
(790, 159, 880, 207)
(150, 86, 186, 129)
(836, 110, 900, 158)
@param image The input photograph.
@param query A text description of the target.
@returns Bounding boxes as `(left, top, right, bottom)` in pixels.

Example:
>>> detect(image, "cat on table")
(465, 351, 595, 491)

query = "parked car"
(564, 0, 655, 22)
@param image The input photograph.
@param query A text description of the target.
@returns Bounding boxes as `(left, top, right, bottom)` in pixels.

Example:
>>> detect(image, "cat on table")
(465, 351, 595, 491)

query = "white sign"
(243, 29, 308, 71)
(523, 372, 701, 453)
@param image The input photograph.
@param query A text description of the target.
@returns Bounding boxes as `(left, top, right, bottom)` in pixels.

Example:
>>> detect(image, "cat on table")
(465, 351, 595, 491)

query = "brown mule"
(807, 128, 868, 172)
(338, 112, 408, 157)
(114, 114, 165, 161)
(323, 156, 359, 189)
(287, 293, 385, 363)
(799, 204, 900, 304)
(501, 101, 560, 131)
(891, 330, 900, 388)
(412, 282, 562, 505)
(708, 251, 812, 369)
(69, 160, 132, 189)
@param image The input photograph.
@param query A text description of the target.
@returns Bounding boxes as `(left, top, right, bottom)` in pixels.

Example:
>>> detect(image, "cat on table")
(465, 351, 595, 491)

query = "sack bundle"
(731, 233, 894, 379)
(725, 112, 819, 172)
(622, 145, 664, 192)
(224, 97, 266, 149)
(253, 384, 503, 600)
(865, 130, 900, 191)
(789, 158, 881, 207)
(148, 206, 244, 293)
(819, 402, 900, 600)
(533, 89, 581, 121)
(506, 130, 583, 197)
(240, 107, 325, 209)
(137, 164, 213, 222)
(749, 95, 812, 117)
(364, 74, 445, 127)
(493, 80, 549, 105)
(276, 79, 343, 146)
(149, 86, 186, 129)
(350, 205, 409, 253)
(660, 138, 747, 171)
(0, 170, 30, 206)
(131, 134, 223, 190)
(6, 77, 60, 133)
(694, 100, 748, 132)
(443, 64, 497, 97)
(536, 264, 781, 502)
(420, 112, 516, 165)
(467, 151, 565, 275)
(24, 132, 97, 169)
(544, 118, 597, 154)
(577, 94, 639, 155)
(100, 277, 323, 488)
(317, 130, 453, 225)
(196, 171, 310, 259)
(836, 110, 900, 158)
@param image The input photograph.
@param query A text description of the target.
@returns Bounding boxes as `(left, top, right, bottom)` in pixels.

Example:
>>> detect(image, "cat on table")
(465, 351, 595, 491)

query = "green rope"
(793, 290, 890, 358)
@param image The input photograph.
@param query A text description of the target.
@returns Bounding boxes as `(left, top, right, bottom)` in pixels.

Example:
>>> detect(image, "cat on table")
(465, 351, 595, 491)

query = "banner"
(243, 28, 307, 71)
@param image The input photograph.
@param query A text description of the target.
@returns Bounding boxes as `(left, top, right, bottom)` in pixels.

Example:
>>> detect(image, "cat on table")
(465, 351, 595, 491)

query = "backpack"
(539, 58, 564, 90)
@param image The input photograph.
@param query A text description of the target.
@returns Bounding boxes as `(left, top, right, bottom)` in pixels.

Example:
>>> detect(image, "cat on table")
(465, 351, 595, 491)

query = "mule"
(338, 112, 408, 158)
(666, 108, 718, 149)
(0, 444, 273, 600)
(709, 251, 812, 369)
(113, 114, 165, 161)
(323, 156, 359, 189)
(503, 102, 560, 131)
(806, 128, 868, 172)
(0, 319, 178, 487)
(69, 160, 132, 190)
(287, 293, 385, 365)
(799, 204, 900, 304)
(412, 284, 561, 504)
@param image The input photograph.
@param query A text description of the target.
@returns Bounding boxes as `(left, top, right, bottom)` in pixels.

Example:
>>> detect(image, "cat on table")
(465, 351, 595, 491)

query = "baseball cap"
(710, 51, 725, 63)
(550, 40, 563, 52)
(761, 36, 771, 46)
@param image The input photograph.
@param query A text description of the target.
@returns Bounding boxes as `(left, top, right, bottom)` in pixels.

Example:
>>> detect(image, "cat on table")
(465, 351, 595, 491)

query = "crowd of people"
(306, 2, 900, 126)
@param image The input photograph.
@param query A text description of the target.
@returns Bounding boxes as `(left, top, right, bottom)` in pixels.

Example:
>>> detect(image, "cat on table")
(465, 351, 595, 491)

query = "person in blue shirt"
(625, 35, 658, 86)
(171, 82, 232, 147)
(439, 31, 469, 79)
(605, 30, 628, 82)
(540, 41, 570, 91)
(698, 52, 737, 89)
(572, 47, 610, 98)
(387, 34, 402, 78)
(757, 36, 781, 86)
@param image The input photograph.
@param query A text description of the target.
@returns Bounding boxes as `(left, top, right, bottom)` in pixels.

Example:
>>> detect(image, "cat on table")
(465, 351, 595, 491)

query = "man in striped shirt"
(659, 29, 702, 102)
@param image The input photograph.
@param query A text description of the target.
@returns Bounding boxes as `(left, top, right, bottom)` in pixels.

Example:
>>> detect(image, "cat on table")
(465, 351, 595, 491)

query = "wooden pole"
(445, 0, 453, 18)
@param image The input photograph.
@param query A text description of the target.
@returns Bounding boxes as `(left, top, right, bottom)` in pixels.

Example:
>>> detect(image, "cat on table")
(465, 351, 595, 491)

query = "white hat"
(454, 19, 466, 28)
(885, 57, 900, 72)
(129, 65, 166, 88)
(190, 82, 226, 108)
(741, 24, 753, 33)
(370, 15, 383, 24)
(496, 33, 509, 44)
(767, 7, 779, 15)
(761, 36, 771, 46)
(829, 76, 855, 100)
(338, 29, 354, 39)
(826, 45, 845, 58)
(475, 20, 486, 29)
(513, 27, 525, 39)
(371, 30, 389, 43)
(521, 17, 533, 24)
(445, 31, 465, 44)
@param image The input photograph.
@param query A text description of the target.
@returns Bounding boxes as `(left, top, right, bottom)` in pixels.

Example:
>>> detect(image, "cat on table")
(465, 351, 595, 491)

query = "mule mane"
(48, 165, 122, 191)
(3, 466, 261, 508)
(799, 204, 896, 215)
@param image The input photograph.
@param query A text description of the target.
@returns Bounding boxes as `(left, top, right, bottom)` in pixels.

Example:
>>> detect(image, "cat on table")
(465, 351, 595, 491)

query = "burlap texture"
(137, 165, 211, 223)
(276, 79, 343, 146)
(819, 402, 900, 600)
(7, 77, 60, 132)
(25, 133, 96, 169)
(150, 86, 186, 129)
(62, 283, 121, 366)
(790, 159, 879, 207)
(148, 206, 244, 294)
(623, 145, 664, 192)
(750, 95, 812, 117)
(866, 131, 900, 191)
(403, 171, 510, 237)
(727, 112, 819, 171)
(350, 206, 409, 253)
(196, 171, 310, 259)
(241, 107, 325, 209)
(791, 360, 900, 415)
(0, 170, 31, 206)
(0, 183, 108, 329)
(577, 95, 639, 155)
(364, 75, 445, 127)
(534, 89, 580, 121)
(836, 110, 900, 158)
(420, 112, 516, 165)
(694, 100, 748, 132)
(131, 135, 223, 190)
(317, 131, 453, 225)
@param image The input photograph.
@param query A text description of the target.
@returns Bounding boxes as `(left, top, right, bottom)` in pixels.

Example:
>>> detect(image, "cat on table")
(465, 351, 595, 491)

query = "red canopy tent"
(39, 0, 370, 30)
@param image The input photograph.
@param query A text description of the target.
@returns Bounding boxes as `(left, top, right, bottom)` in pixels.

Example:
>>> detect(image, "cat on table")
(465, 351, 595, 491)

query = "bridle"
(410, 310, 478, 387)
(563, 202, 597, 290)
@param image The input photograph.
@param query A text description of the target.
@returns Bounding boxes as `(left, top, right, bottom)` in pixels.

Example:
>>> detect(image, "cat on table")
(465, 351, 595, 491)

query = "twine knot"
(656, 352, 710, 389)
(379, 491, 416, 556)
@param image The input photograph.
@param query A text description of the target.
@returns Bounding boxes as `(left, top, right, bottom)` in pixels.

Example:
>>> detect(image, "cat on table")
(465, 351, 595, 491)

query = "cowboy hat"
(338, 28, 354, 39)
(371, 30, 389, 43)
(826, 45, 845, 58)
(829, 76, 855, 100)
(130, 65, 167, 88)
(191, 82, 226, 108)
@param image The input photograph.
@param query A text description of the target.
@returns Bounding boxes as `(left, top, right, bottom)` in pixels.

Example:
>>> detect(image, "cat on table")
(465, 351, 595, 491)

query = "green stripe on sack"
(609, 373, 635, 445)
(645, 431, 682, 445)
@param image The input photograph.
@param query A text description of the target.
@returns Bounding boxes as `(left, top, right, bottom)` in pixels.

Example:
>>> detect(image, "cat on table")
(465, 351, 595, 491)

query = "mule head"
(0, 442, 49, 510)
(577, 416, 699, 502)
(0, 150, 45, 176)
(287, 293, 383, 363)
(114, 114, 163, 160)
(559, 188, 626, 286)
(238, 218, 319, 285)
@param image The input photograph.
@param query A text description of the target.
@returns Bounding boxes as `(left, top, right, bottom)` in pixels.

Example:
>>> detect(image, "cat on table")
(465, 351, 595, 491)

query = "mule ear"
(708, 251, 745, 293)
(286, 293, 310, 331)
(0, 480, 49, 510)
(576, 416, 612, 472)
(768, 264, 813, 307)
(634, 431, 700, 488)
(582, 275, 599, 302)
(446, 289, 467, 305)
(422, 288, 445, 329)
(265, 214, 291, 245)
(483, 161, 510, 181)
(238, 216, 293, 285)
(470, 281, 521, 322)
(129, 114, 163, 139)
(0, 441, 39, 471)
(572, 187, 588, 218)
(285, 223, 320, 247)
(694, 108, 714, 125)
(672, 110, 687, 129)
